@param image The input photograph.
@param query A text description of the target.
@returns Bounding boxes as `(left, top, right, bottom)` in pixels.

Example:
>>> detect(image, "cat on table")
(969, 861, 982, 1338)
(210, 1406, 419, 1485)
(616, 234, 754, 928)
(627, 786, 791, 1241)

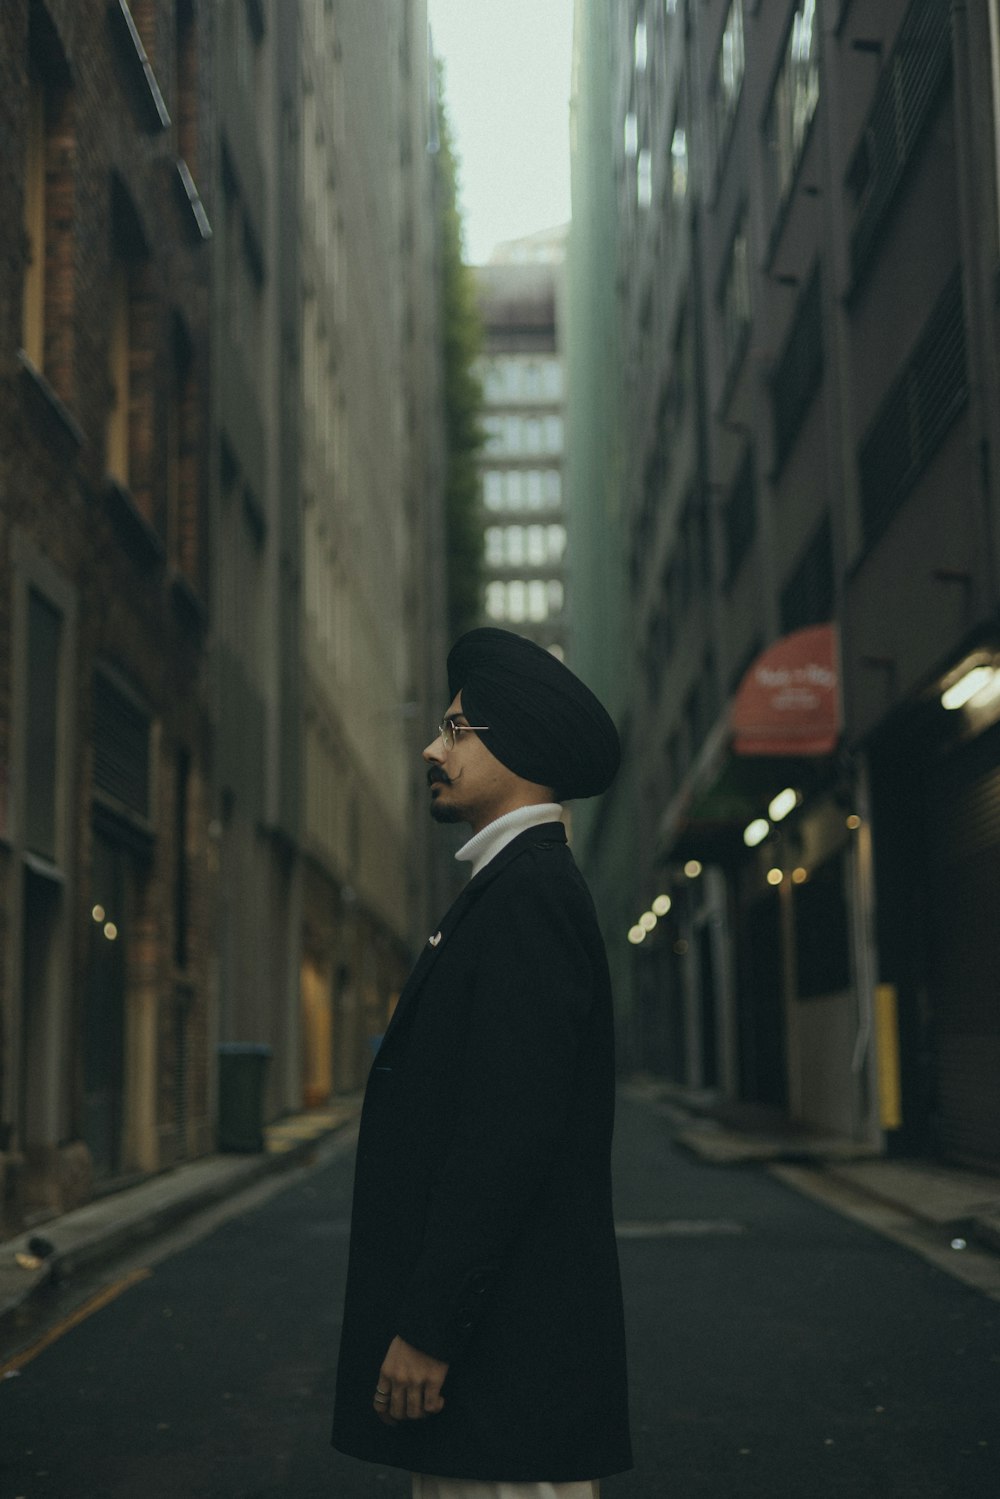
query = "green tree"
(435, 65, 484, 640)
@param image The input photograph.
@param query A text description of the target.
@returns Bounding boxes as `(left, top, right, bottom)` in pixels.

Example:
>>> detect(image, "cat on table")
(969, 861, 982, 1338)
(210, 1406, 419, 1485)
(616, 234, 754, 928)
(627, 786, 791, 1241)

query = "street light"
(768, 787, 799, 822)
(639, 911, 657, 933)
(627, 924, 646, 945)
(652, 893, 672, 917)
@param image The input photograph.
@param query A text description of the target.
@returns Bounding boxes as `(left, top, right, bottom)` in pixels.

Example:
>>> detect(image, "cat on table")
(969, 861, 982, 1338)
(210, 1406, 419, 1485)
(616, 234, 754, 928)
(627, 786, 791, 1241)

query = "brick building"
(0, 0, 214, 1227)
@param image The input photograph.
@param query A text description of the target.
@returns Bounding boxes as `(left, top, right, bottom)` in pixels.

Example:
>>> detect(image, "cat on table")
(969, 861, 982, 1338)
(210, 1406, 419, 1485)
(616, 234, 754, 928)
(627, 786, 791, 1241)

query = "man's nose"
(422, 733, 445, 763)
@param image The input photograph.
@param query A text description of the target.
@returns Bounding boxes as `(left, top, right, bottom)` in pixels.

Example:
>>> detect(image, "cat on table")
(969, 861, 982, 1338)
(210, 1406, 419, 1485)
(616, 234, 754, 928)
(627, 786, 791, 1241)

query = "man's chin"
(429, 796, 463, 825)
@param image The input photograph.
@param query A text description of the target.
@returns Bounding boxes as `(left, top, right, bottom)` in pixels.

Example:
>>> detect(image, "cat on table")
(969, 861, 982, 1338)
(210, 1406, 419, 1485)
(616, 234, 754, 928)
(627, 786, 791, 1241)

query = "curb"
(0, 1105, 360, 1340)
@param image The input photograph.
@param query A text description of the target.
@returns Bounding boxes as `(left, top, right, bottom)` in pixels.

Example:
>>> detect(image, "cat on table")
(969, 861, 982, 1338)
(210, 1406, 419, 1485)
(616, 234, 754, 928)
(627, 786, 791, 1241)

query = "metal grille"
(848, 0, 952, 284)
(858, 267, 967, 546)
(771, 264, 823, 474)
(93, 670, 151, 817)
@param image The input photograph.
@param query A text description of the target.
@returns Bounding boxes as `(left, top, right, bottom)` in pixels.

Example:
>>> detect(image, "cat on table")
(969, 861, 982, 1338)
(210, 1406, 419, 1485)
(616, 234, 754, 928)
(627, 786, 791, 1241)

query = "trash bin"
(217, 1043, 273, 1152)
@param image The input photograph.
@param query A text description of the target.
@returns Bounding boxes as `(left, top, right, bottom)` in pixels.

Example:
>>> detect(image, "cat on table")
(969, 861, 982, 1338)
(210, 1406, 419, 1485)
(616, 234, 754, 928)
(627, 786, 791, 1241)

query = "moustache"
(427, 768, 453, 788)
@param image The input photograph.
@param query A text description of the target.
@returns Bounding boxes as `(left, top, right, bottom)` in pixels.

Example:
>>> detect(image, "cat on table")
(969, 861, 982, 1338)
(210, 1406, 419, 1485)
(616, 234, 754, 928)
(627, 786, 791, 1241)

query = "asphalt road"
(1, 1093, 999, 1499)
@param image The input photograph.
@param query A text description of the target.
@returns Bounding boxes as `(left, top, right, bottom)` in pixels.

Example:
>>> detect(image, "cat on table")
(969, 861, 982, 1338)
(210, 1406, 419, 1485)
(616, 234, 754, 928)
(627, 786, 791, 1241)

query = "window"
(505, 471, 523, 508)
(167, 315, 199, 581)
(526, 471, 544, 508)
(780, 514, 833, 633)
(771, 263, 823, 473)
(25, 589, 63, 861)
(637, 149, 653, 209)
(483, 416, 505, 455)
(721, 215, 751, 374)
(548, 579, 565, 615)
(624, 111, 639, 159)
(484, 527, 504, 565)
(542, 361, 563, 399)
(714, 0, 745, 166)
(483, 471, 503, 509)
(858, 267, 967, 545)
(22, 9, 73, 386)
(670, 123, 688, 204)
(547, 524, 567, 562)
(725, 450, 756, 586)
(524, 418, 542, 454)
(485, 581, 506, 620)
(544, 470, 562, 505)
(527, 580, 548, 621)
(526, 526, 546, 565)
(766, 1, 820, 210)
(507, 581, 527, 622)
(544, 416, 563, 453)
(847, 0, 952, 286)
(634, 15, 648, 72)
(93, 667, 151, 820)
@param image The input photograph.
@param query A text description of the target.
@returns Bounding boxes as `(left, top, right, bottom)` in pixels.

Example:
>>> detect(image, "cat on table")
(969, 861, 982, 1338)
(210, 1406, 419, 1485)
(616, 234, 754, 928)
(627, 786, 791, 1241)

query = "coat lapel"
(379, 821, 567, 1047)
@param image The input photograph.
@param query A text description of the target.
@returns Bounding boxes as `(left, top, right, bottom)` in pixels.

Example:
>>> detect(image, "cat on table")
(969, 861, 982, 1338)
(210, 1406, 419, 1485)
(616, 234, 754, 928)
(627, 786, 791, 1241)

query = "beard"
(429, 799, 464, 824)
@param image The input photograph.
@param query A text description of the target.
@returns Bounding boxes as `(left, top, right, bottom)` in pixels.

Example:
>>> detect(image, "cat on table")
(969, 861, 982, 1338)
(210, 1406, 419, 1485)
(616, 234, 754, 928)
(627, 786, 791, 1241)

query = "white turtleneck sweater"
(454, 803, 564, 880)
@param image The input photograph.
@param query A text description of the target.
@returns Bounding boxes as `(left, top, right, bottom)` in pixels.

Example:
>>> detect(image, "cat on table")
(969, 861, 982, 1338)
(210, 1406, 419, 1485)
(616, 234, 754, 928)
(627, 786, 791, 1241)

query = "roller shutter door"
(925, 719, 1000, 1168)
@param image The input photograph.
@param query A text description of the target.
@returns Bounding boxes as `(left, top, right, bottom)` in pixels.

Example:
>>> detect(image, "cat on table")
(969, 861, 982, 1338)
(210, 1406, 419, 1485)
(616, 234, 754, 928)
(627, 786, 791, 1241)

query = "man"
(332, 628, 632, 1498)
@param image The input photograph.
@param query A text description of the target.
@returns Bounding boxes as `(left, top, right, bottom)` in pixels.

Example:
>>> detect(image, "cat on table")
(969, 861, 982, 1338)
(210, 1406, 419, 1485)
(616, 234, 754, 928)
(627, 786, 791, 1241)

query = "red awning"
(730, 624, 840, 756)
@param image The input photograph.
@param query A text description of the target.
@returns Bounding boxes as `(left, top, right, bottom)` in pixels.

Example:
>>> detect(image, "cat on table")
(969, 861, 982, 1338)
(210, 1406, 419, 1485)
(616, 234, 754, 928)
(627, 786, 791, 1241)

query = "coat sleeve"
(394, 856, 596, 1364)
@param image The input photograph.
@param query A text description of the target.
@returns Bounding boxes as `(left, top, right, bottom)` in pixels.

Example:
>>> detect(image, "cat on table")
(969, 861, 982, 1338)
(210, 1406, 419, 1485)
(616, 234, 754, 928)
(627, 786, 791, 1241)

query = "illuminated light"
(103, 922, 119, 941)
(845, 814, 862, 831)
(792, 867, 808, 885)
(652, 894, 672, 917)
(766, 868, 784, 887)
(92, 905, 106, 923)
(941, 665, 995, 710)
(639, 911, 657, 933)
(628, 925, 646, 945)
(768, 787, 799, 823)
(743, 818, 770, 848)
(684, 860, 703, 879)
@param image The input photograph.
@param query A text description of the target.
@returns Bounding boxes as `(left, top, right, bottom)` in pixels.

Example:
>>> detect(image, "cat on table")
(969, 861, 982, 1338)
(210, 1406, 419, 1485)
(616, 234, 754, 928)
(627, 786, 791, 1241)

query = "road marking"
(615, 1219, 745, 1238)
(0, 1267, 152, 1378)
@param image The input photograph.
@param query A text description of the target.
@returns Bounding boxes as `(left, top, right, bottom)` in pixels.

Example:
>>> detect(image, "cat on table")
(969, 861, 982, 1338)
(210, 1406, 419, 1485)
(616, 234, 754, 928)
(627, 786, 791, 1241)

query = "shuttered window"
(847, 0, 952, 285)
(93, 669, 151, 819)
(858, 267, 967, 546)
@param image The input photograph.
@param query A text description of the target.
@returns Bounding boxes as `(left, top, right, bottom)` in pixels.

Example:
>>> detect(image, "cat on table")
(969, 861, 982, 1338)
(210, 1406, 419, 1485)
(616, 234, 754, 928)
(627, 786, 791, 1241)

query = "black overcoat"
(331, 821, 632, 1483)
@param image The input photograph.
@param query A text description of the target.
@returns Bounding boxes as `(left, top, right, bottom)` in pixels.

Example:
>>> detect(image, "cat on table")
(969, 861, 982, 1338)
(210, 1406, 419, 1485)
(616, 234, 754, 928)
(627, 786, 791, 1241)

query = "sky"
(427, 0, 576, 265)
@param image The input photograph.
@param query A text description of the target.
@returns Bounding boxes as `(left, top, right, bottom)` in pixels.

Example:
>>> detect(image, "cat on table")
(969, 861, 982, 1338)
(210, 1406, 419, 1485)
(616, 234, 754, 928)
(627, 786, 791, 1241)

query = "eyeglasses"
(438, 717, 490, 751)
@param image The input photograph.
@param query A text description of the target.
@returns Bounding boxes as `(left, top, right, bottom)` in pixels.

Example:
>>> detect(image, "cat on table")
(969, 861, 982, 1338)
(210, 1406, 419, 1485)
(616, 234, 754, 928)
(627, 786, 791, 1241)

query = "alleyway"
(2, 1093, 998, 1499)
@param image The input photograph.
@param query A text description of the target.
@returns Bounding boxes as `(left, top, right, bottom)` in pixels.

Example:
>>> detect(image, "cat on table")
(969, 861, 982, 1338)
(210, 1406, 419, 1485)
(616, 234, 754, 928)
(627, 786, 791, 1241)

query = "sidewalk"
(625, 1076, 1000, 1258)
(0, 1098, 362, 1338)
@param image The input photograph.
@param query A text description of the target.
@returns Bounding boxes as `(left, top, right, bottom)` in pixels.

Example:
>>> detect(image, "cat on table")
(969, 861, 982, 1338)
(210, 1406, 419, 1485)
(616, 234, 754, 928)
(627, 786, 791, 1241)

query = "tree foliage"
(435, 65, 484, 641)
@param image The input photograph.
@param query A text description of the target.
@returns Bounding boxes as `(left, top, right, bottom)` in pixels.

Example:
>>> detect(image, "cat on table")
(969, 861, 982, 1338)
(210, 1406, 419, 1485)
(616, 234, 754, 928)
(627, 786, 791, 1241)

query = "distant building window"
(506, 471, 523, 508)
(714, 0, 745, 168)
(505, 526, 526, 566)
(483, 471, 504, 509)
(548, 579, 565, 615)
(721, 214, 751, 375)
(544, 416, 563, 453)
(766, 0, 819, 211)
(485, 581, 506, 620)
(637, 149, 653, 209)
(523, 363, 541, 398)
(634, 16, 648, 73)
(524, 417, 542, 454)
(507, 581, 527, 622)
(527, 580, 548, 621)
(671, 124, 688, 203)
(483, 416, 505, 454)
(526, 471, 544, 508)
(548, 524, 567, 562)
(526, 525, 546, 565)
(542, 361, 563, 399)
(624, 111, 638, 159)
(544, 470, 562, 505)
(485, 527, 504, 565)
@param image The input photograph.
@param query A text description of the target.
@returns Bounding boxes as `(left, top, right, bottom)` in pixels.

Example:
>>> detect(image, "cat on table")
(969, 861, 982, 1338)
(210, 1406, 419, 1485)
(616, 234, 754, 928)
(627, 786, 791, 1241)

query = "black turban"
(446, 628, 620, 801)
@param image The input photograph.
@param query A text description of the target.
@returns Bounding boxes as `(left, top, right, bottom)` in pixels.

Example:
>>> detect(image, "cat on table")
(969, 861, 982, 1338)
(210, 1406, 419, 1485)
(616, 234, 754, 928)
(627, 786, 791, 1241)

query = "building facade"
(0, 0, 215, 1226)
(297, 0, 449, 1100)
(474, 231, 570, 659)
(0, 0, 451, 1235)
(570, 0, 1000, 1166)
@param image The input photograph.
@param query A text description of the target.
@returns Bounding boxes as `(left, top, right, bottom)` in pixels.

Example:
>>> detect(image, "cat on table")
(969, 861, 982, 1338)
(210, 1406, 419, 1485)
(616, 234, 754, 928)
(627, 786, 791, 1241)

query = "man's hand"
(373, 1335, 449, 1425)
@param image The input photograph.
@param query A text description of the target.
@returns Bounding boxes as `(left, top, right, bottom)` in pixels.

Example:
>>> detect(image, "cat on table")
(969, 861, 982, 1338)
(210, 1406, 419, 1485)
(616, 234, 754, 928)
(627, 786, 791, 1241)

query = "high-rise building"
(570, 0, 1000, 1166)
(474, 229, 570, 660)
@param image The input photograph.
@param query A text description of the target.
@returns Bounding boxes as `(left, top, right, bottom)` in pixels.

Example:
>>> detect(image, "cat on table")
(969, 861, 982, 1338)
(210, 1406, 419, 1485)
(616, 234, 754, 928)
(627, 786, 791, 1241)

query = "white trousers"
(412, 1478, 600, 1499)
